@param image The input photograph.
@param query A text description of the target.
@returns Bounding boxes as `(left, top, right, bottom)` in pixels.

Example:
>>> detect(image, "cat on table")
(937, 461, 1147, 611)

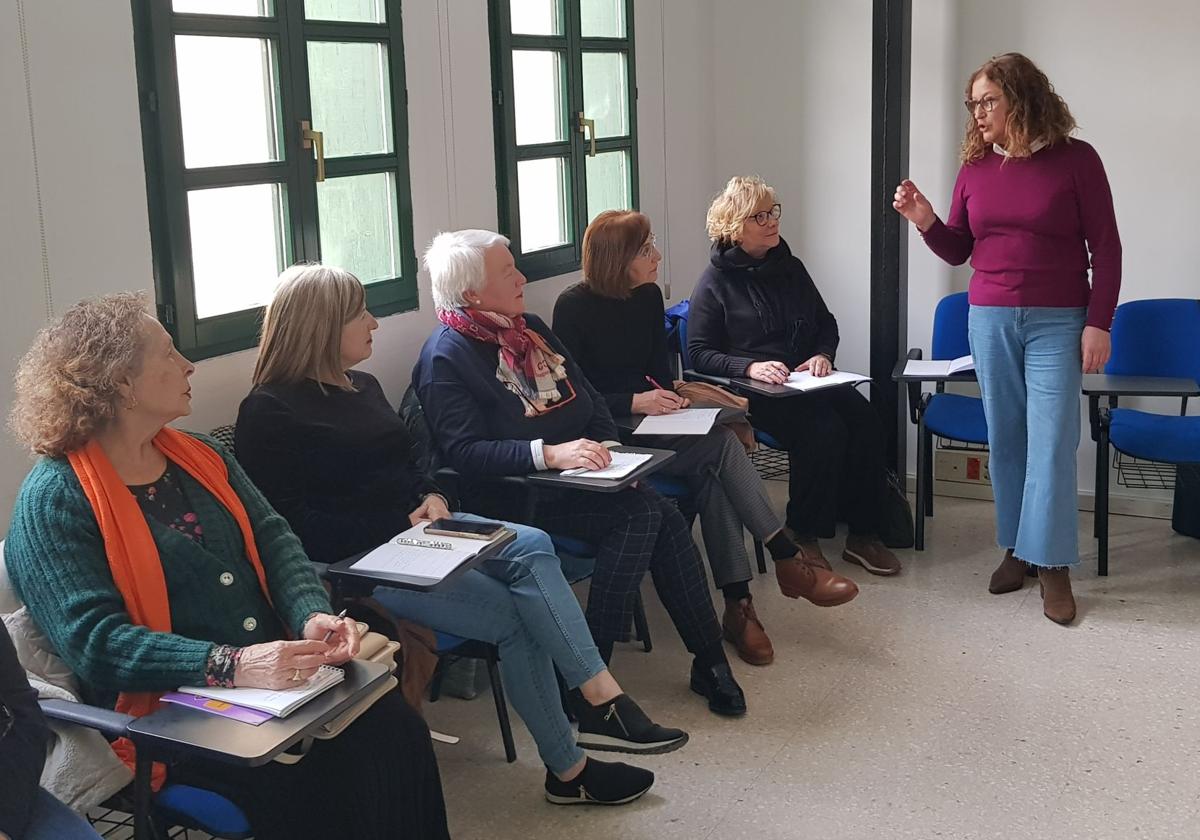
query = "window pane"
(510, 0, 561, 35)
(173, 0, 273, 15)
(517, 158, 570, 252)
(304, 0, 385, 23)
(580, 0, 625, 37)
(176, 36, 281, 168)
(189, 184, 290, 318)
(585, 150, 630, 223)
(307, 41, 393, 158)
(512, 51, 565, 146)
(316, 172, 401, 284)
(581, 52, 628, 139)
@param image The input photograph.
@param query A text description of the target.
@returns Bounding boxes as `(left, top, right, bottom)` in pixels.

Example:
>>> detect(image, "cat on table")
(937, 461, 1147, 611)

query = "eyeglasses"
(636, 234, 659, 260)
(963, 96, 1002, 114)
(746, 204, 782, 226)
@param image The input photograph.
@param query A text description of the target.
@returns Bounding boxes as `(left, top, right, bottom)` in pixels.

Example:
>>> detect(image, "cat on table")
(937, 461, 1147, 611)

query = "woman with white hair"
(236, 264, 683, 808)
(414, 230, 747, 718)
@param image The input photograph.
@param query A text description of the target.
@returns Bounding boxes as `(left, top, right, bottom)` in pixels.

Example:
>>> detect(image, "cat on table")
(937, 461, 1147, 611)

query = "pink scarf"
(438, 308, 571, 416)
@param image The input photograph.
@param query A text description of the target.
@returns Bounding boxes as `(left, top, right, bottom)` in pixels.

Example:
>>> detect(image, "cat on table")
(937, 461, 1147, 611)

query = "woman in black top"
(553, 210, 860, 667)
(690, 176, 902, 576)
(415, 229, 747, 717)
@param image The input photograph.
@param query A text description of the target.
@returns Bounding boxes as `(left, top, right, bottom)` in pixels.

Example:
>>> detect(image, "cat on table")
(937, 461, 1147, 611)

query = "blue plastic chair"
(1090, 299, 1200, 575)
(905, 292, 989, 550)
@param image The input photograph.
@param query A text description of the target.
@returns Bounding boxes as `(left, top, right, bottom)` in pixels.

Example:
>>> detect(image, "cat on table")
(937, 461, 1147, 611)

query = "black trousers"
(750, 386, 885, 540)
(172, 688, 449, 840)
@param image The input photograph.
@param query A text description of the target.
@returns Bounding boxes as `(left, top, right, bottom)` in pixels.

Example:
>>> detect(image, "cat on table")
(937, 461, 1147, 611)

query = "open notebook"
(174, 664, 344, 718)
(347, 522, 509, 587)
(784, 370, 872, 392)
(903, 355, 975, 377)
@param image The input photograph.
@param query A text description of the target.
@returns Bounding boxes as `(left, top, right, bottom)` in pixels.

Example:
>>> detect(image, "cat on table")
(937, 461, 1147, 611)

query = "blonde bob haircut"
(253, 264, 366, 391)
(10, 291, 152, 457)
(705, 176, 777, 244)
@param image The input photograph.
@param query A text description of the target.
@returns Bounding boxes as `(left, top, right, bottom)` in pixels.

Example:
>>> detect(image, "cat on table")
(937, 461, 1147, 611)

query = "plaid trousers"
(533, 483, 721, 654)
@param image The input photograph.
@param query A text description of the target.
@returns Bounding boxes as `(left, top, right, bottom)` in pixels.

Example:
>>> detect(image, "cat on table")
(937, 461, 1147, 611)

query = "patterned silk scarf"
(438, 308, 571, 416)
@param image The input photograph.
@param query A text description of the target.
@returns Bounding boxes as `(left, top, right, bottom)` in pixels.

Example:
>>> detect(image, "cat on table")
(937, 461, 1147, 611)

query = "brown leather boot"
(988, 549, 1028, 594)
(775, 557, 859, 606)
(797, 540, 832, 571)
(1038, 567, 1077, 625)
(722, 596, 774, 666)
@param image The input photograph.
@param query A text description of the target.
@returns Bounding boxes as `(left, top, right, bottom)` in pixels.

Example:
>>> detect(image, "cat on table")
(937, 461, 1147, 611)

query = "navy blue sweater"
(413, 314, 619, 476)
(688, 238, 840, 377)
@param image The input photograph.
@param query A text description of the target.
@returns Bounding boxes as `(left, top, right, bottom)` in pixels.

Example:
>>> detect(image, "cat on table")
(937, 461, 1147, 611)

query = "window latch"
(577, 112, 596, 158)
(300, 120, 326, 182)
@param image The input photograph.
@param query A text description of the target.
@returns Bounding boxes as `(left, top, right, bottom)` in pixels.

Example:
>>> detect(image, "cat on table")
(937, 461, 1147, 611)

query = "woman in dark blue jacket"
(414, 229, 746, 717)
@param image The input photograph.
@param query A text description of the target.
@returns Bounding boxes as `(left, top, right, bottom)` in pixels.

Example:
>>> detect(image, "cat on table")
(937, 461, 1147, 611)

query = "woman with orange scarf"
(3, 293, 449, 840)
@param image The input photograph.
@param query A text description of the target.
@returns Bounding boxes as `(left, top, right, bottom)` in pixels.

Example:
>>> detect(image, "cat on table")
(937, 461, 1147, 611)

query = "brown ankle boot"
(775, 557, 859, 606)
(797, 540, 832, 571)
(988, 549, 1028, 594)
(722, 596, 774, 666)
(1038, 567, 1076, 625)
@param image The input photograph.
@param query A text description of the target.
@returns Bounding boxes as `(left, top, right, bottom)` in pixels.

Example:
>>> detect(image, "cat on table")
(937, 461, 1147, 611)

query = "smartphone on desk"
(423, 518, 506, 540)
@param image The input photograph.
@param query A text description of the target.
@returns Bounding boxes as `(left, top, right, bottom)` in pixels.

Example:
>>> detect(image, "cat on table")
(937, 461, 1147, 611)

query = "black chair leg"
(133, 751, 153, 840)
(753, 538, 767, 575)
(915, 420, 927, 551)
(632, 591, 652, 653)
(923, 428, 935, 517)
(1097, 432, 1110, 577)
(485, 652, 517, 763)
(427, 656, 448, 702)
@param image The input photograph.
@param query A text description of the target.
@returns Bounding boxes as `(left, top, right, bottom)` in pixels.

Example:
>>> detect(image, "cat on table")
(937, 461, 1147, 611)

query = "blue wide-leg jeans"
(372, 514, 605, 774)
(968, 306, 1086, 568)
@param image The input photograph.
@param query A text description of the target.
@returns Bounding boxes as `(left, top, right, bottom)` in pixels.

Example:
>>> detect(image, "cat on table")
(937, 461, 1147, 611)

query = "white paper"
(948, 354, 975, 374)
(903, 355, 974, 377)
(178, 665, 344, 717)
(349, 523, 486, 581)
(561, 451, 653, 479)
(632, 407, 720, 436)
(783, 369, 872, 392)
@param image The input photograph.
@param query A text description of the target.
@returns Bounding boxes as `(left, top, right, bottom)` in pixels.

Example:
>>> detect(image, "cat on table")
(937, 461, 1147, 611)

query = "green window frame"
(132, 0, 418, 360)
(489, 0, 639, 281)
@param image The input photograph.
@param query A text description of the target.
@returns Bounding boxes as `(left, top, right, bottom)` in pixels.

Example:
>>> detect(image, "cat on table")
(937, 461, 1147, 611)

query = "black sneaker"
(544, 757, 654, 806)
(575, 693, 689, 754)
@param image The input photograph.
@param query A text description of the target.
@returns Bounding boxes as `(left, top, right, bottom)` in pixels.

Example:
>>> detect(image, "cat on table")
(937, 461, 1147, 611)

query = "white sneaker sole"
(842, 548, 901, 576)
(545, 784, 653, 806)
(575, 731, 689, 755)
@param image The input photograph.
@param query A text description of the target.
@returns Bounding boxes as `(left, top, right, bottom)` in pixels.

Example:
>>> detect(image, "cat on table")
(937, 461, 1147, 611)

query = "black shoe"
(575, 693, 689, 755)
(689, 660, 747, 717)
(544, 757, 654, 806)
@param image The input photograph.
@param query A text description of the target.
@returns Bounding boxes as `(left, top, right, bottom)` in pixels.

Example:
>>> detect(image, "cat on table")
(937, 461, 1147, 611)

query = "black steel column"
(870, 0, 912, 475)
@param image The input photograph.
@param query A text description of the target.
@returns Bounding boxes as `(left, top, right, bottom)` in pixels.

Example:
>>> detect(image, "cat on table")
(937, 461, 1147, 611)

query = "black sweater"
(688, 237, 840, 377)
(235, 371, 442, 564)
(552, 282, 675, 417)
(413, 313, 619, 477)
(0, 622, 50, 839)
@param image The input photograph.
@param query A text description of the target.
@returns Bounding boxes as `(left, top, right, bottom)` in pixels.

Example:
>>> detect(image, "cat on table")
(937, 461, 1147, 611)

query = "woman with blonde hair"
(894, 52, 1121, 624)
(4, 292, 449, 839)
(236, 264, 684, 808)
(689, 176, 902, 579)
(553, 210, 859, 667)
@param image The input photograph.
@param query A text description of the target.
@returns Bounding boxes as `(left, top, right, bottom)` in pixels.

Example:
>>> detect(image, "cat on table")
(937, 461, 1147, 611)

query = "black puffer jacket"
(688, 237, 839, 378)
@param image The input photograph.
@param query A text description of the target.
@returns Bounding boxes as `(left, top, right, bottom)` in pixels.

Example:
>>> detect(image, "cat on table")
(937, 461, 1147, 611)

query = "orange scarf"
(67, 428, 276, 790)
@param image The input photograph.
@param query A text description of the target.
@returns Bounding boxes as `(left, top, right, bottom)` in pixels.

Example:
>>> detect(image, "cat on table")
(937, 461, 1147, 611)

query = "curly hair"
(706, 176, 776, 244)
(9, 292, 151, 458)
(961, 52, 1077, 164)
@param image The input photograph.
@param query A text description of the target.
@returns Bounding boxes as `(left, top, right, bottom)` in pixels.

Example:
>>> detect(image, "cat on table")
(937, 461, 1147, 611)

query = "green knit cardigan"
(4, 433, 331, 708)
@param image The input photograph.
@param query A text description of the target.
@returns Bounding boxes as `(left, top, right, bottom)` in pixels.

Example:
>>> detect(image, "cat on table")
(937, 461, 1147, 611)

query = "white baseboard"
(904, 474, 1174, 521)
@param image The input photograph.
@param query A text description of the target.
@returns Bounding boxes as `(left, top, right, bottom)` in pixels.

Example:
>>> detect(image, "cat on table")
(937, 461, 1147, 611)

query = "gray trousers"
(653, 425, 783, 587)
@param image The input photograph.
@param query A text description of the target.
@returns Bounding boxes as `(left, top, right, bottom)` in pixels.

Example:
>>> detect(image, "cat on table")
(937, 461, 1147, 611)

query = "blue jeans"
(968, 306, 1086, 567)
(23, 788, 102, 840)
(372, 514, 604, 774)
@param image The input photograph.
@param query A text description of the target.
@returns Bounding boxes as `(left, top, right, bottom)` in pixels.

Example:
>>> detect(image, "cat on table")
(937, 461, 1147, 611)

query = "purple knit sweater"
(921, 138, 1122, 330)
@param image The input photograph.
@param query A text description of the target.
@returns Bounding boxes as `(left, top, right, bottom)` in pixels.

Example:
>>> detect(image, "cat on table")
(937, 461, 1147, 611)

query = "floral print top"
(128, 465, 205, 547)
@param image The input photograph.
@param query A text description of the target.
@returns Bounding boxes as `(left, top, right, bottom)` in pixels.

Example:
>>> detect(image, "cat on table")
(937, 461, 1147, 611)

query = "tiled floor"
(427, 495, 1200, 840)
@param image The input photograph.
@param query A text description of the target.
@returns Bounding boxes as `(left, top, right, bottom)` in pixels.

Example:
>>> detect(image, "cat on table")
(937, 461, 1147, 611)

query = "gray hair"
(423, 229, 511, 311)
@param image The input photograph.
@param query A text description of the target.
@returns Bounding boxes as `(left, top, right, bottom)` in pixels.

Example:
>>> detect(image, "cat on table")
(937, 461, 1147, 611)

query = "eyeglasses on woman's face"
(636, 233, 659, 260)
(745, 204, 782, 226)
(964, 95, 1002, 114)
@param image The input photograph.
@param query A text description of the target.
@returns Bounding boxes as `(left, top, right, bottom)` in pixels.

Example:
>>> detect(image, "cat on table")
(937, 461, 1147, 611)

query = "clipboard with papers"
(327, 522, 517, 592)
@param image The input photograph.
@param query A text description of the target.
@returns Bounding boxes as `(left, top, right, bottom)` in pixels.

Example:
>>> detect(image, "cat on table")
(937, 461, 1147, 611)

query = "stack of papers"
(349, 523, 496, 583)
(561, 451, 652, 479)
(903, 355, 974, 377)
(172, 664, 344, 719)
(784, 370, 872, 392)
(633, 408, 720, 436)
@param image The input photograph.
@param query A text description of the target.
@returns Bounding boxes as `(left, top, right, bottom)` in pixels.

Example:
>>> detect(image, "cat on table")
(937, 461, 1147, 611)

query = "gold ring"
(291, 668, 303, 682)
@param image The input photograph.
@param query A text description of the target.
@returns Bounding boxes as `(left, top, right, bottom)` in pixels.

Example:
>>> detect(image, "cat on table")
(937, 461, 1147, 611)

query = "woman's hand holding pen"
(632, 389, 689, 415)
(302, 611, 360, 664)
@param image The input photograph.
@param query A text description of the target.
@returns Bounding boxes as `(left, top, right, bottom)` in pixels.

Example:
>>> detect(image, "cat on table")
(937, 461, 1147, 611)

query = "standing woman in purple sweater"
(894, 52, 1121, 624)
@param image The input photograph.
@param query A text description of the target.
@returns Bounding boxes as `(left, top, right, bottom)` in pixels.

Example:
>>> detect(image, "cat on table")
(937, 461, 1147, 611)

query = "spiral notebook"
(175, 664, 345, 718)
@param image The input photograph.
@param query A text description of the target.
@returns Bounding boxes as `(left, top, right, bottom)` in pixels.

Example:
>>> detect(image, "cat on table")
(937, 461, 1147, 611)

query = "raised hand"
(893, 179, 936, 231)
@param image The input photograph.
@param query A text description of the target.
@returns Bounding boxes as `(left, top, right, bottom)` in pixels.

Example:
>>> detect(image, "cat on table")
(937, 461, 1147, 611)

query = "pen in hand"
(322, 608, 349, 644)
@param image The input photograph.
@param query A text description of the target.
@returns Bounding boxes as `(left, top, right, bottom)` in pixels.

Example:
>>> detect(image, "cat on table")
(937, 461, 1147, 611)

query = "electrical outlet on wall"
(935, 450, 991, 484)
